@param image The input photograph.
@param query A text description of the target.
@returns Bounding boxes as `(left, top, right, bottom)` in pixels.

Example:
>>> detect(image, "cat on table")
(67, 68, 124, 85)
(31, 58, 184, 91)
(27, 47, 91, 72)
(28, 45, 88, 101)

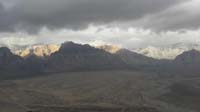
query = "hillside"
(172, 49, 200, 72)
(46, 42, 127, 72)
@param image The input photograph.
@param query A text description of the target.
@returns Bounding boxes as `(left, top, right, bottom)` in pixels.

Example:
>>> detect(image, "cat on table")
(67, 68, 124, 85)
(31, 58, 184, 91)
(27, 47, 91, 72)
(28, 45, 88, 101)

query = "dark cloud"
(143, 0, 200, 31)
(135, 0, 200, 31)
(0, 3, 11, 31)
(0, 0, 185, 33)
(148, 9, 200, 31)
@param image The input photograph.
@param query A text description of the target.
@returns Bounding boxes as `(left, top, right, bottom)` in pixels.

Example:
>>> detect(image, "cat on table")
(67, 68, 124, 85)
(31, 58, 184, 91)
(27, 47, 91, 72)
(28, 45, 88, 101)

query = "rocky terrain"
(0, 70, 199, 112)
(14, 44, 60, 57)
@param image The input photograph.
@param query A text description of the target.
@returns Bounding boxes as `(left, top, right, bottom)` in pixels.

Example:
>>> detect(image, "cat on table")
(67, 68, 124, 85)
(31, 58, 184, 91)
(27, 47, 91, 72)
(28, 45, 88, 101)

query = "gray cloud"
(0, 0, 185, 33)
(0, 3, 11, 31)
(137, 0, 200, 31)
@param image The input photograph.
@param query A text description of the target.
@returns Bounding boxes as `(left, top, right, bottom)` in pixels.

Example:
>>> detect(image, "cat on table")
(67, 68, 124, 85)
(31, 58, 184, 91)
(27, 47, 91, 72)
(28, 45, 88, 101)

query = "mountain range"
(134, 43, 200, 59)
(1, 41, 200, 112)
(13, 44, 60, 57)
(0, 41, 200, 79)
(1, 42, 200, 60)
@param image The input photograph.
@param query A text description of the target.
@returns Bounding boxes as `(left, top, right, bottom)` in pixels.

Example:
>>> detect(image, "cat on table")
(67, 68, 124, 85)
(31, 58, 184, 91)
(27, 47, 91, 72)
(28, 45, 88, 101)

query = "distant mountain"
(134, 46, 185, 60)
(1, 41, 200, 79)
(97, 45, 163, 68)
(45, 42, 127, 72)
(0, 47, 23, 69)
(0, 47, 27, 80)
(134, 43, 200, 60)
(96, 45, 121, 53)
(12, 44, 121, 57)
(116, 49, 158, 67)
(22, 54, 46, 73)
(14, 44, 60, 57)
(3, 42, 200, 60)
(173, 49, 200, 71)
(0, 43, 60, 57)
(2, 42, 147, 74)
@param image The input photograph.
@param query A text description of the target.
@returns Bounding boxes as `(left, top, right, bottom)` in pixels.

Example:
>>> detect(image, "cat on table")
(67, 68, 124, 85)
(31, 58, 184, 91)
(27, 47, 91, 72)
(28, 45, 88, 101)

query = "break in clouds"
(0, 0, 200, 48)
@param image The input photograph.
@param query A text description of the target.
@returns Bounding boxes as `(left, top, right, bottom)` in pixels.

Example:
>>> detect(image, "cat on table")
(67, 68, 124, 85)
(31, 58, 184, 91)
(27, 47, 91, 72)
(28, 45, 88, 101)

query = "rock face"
(116, 49, 158, 68)
(46, 42, 127, 72)
(14, 44, 60, 57)
(0, 47, 23, 69)
(97, 45, 121, 54)
(22, 55, 46, 73)
(134, 46, 185, 60)
(173, 49, 200, 71)
(0, 42, 131, 75)
(134, 43, 200, 60)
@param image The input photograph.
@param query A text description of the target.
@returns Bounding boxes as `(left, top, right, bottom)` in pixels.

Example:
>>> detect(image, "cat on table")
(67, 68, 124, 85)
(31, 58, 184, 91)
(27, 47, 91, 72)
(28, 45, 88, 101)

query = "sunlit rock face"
(134, 46, 185, 60)
(5, 42, 200, 60)
(15, 48, 31, 57)
(96, 45, 122, 54)
(11, 43, 121, 57)
(14, 44, 60, 57)
(134, 43, 200, 60)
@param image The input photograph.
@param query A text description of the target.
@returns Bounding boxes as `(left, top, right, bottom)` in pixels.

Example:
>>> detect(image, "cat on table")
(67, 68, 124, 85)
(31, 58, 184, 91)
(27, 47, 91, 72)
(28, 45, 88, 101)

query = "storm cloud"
(1, 0, 200, 48)
(140, 0, 200, 31)
(0, 0, 188, 32)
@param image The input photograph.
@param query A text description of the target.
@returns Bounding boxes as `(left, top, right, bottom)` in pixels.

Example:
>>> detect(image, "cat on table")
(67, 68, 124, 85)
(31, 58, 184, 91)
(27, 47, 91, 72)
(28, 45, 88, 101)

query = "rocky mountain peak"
(14, 44, 60, 57)
(134, 43, 200, 60)
(173, 49, 200, 70)
(59, 42, 98, 54)
(97, 45, 121, 53)
(0, 47, 12, 57)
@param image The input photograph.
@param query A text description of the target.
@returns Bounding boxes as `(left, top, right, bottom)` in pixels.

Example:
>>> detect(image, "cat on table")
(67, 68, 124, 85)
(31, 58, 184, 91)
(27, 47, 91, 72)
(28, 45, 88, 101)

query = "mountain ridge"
(45, 42, 128, 72)
(173, 49, 200, 70)
(134, 43, 200, 59)
(0, 42, 200, 79)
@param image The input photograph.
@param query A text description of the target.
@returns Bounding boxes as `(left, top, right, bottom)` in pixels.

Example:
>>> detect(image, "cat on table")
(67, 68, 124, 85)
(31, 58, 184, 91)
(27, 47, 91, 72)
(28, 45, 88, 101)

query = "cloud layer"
(0, 0, 200, 49)
(1, 26, 200, 49)
(0, 0, 188, 32)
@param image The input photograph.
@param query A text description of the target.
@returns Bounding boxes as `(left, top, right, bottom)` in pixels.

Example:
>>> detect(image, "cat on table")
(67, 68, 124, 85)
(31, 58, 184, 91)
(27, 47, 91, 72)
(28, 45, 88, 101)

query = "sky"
(0, 0, 200, 48)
